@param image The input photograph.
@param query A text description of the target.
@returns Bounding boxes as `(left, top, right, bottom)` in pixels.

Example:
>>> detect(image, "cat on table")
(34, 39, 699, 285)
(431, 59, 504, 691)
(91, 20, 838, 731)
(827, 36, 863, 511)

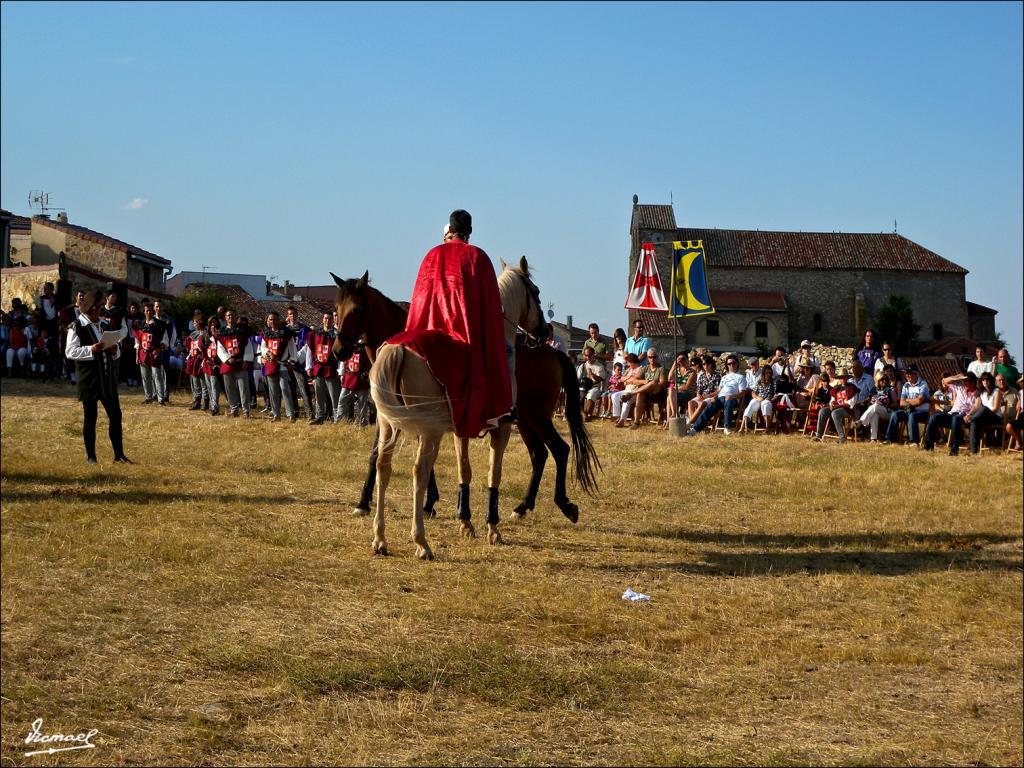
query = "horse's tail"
(369, 344, 406, 420)
(556, 349, 601, 495)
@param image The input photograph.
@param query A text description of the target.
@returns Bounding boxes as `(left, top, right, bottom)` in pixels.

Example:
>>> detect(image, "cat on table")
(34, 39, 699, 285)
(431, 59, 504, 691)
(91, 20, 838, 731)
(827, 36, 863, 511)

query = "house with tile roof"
(629, 197, 996, 355)
(1, 210, 172, 314)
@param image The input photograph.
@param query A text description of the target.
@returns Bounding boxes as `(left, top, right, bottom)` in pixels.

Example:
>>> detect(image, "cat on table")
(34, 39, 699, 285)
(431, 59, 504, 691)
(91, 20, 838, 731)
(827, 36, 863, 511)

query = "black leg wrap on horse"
(457, 483, 471, 521)
(487, 487, 500, 526)
(425, 470, 440, 518)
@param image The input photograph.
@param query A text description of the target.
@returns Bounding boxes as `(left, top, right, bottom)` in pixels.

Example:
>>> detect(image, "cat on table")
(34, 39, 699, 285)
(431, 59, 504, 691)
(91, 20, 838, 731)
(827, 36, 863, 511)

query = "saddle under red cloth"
(385, 240, 511, 438)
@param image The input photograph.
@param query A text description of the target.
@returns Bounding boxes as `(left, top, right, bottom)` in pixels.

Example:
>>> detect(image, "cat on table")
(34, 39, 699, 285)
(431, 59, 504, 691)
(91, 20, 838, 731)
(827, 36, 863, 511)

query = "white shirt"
(718, 372, 748, 398)
(65, 314, 125, 361)
(968, 359, 994, 378)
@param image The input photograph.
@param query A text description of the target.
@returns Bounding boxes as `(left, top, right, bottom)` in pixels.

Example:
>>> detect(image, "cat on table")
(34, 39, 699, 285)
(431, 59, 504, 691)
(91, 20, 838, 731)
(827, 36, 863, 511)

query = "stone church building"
(628, 198, 997, 354)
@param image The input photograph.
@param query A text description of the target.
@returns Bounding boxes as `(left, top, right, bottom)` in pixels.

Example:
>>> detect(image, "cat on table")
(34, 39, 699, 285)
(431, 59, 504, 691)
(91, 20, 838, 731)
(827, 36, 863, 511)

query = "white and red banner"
(624, 243, 669, 311)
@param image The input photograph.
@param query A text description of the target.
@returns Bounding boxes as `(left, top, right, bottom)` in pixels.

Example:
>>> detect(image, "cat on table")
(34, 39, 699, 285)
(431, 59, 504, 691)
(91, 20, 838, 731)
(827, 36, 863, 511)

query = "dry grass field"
(1, 378, 1022, 766)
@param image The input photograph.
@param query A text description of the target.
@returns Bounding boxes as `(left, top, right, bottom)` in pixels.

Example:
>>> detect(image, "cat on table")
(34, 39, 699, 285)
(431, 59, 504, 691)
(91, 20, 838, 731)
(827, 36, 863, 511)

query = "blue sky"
(2, 2, 1021, 356)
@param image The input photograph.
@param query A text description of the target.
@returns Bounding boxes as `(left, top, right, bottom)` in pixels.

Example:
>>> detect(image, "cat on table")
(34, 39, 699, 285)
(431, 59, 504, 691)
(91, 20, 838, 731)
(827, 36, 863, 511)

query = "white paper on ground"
(621, 587, 651, 602)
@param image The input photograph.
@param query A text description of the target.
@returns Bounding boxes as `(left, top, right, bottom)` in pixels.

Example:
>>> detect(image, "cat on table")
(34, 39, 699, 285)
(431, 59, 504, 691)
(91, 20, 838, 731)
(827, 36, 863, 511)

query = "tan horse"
(369, 257, 548, 559)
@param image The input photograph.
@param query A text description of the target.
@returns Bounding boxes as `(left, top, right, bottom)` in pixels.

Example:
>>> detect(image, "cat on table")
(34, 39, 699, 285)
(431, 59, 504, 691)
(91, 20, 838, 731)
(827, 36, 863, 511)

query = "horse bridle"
(504, 270, 547, 346)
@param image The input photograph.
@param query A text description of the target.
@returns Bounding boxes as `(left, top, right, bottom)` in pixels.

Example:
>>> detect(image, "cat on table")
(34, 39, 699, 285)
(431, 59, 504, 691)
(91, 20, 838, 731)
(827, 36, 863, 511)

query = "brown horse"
(331, 263, 599, 545)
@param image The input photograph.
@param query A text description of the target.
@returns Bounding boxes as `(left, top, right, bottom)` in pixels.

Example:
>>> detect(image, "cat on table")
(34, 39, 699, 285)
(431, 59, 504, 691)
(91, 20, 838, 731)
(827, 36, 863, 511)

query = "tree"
(874, 295, 921, 357)
(166, 286, 230, 334)
(993, 331, 1016, 366)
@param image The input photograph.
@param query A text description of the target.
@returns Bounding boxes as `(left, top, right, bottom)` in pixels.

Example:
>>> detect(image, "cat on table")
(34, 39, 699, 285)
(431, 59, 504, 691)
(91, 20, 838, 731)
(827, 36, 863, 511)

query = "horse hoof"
(513, 502, 531, 518)
(460, 522, 476, 539)
(424, 508, 437, 520)
(558, 502, 580, 524)
(416, 545, 434, 561)
(373, 540, 388, 555)
(488, 527, 504, 546)
(353, 506, 371, 517)
(512, 511, 526, 521)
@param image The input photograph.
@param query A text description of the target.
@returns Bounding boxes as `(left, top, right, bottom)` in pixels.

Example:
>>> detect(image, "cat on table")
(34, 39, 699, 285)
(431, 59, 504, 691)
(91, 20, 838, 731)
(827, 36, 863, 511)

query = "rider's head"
(447, 209, 472, 242)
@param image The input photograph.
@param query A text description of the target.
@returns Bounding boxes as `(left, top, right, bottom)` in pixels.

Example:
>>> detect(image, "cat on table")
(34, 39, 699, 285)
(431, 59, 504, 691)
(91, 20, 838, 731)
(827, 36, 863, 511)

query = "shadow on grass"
(0, 487, 323, 506)
(567, 549, 1023, 576)
(640, 527, 1023, 550)
(0, 379, 81, 399)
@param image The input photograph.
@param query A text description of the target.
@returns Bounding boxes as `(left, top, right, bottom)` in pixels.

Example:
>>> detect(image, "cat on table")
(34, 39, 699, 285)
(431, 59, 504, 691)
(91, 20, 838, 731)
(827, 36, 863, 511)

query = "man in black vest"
(65, 290, 131, 464)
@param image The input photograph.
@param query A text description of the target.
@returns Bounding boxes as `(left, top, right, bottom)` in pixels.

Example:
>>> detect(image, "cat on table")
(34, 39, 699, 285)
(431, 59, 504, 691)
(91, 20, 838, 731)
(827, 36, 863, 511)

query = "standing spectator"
(259, 310, 297, 422)
(874, 342, 904, 383)
(967, 344, 994, 379)
(121, 301, 142, 387)
(203, 316, 223, 416)
(855, 328, 882, 374)
(964, 372, 1003, 454)
(993, 348, 1020, 393)
(338, 339, 373, 425)
(134, 303, 169, 405)
(611, 327, 628, 369)
(882, 364, 931, 445)
(217, 309, 254, 418)
(238, 315, 261, 411)
(284, 306, 314, 421)
(307, 312, 341, 425)
(184, 311, 211, 411)
(770, 346, 793, 381)
(583, 323, 612, 364)
(624, 319, 651, 361)
(923, 372, 978, 456)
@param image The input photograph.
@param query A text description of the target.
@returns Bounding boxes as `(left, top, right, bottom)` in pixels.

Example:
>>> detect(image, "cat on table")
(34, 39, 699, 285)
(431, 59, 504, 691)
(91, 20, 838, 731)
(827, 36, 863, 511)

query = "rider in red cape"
(386, 209, 512, 438)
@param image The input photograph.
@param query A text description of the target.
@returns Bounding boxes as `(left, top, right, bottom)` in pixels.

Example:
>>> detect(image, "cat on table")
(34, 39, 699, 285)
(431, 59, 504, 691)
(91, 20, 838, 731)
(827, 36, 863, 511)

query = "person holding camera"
(576, 346, 607, 422)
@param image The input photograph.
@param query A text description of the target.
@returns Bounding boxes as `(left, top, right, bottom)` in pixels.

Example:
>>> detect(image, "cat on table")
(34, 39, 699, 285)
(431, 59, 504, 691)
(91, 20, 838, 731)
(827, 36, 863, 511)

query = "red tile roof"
(675, 228, 967, 274)
(918, 336, 997, 357)
(1, 209, 32, 232)
(33, 216, 170, 265)
(634, 311, 685, 337)
(185, 284, 333, 329)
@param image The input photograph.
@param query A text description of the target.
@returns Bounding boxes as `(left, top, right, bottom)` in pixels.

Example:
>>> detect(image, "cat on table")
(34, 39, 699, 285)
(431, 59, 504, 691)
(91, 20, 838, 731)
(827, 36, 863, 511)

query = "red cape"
(386, 241, 512, 438)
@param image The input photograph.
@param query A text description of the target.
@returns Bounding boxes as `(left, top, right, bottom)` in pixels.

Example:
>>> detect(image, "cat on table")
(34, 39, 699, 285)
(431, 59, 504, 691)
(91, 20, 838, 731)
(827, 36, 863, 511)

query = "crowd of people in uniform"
(0, 284, 374, 427)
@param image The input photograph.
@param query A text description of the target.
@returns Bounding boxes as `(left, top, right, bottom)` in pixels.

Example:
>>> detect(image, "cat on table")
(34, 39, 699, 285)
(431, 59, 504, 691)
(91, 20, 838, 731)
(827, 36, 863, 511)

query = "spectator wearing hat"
(923, 372, 978, 455)
(65, 290, 131, 464)
(882, 364, 930, 445)
(792, 340, 820, 375)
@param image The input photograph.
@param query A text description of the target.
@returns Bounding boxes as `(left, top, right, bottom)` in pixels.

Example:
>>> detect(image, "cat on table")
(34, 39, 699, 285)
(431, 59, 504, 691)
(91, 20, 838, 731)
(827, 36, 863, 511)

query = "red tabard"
(264, 337, 282, 377)
(309, 332, 337, 379)
(203, 337, 218, 376)
(135, 330, 160, 368)
(219, 332, 244, 375)
(385, 240, 511, 438)
(185, 337, 205, 377)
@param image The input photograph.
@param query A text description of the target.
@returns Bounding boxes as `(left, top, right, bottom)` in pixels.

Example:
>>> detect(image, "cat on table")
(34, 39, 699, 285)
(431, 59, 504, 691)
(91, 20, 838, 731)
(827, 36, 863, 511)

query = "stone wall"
(63, 237, 129, 281)
(9, 233, 32, 267)
(0, 267, 61, 310)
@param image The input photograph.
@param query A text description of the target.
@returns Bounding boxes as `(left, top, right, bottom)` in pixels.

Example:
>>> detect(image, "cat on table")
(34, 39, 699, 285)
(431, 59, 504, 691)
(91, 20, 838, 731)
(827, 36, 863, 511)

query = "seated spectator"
(741, 365, 776, 432)
(612, 354, 644, 427)
(772, 372, 797, 433)
(805, 367, 833, 434)
(665, 354, 698, 424)
(792, 359, 819, 410)
(812, 367, 860, 443)
(995, 373, 1016, 409)
(602, 361, 624, 419)
(882, 364, 930, 445)
(770, 346, 793, 381)
(30, 328, 51, 377)
(848, 360, 873, 413)
(632, 348, 667, 428)
(686, 354, 747, 436)
(859, 371, 897, 444)
(576, 346, 608, 422)
(687, 356, 720, 426)
(5, 316, 29, 375)
(923, 372, 978, 456)
(964, 371, 1003, 454)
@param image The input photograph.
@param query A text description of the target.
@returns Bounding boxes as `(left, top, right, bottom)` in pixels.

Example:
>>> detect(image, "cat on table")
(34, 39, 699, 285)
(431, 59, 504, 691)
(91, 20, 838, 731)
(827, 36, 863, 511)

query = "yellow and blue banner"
(668, 240, 715, 318)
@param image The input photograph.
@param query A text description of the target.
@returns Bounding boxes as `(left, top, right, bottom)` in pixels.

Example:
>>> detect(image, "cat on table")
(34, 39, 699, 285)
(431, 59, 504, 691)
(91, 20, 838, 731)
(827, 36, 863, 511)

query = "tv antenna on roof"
(27, 190, 65, 217)
(202, 265, 216, 283)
